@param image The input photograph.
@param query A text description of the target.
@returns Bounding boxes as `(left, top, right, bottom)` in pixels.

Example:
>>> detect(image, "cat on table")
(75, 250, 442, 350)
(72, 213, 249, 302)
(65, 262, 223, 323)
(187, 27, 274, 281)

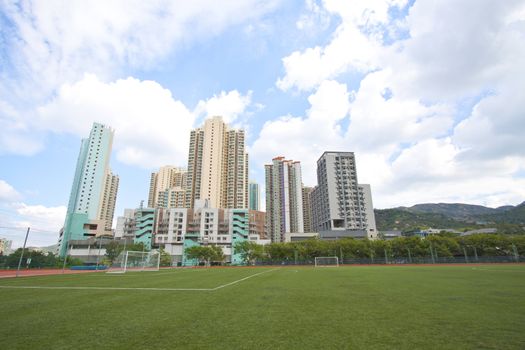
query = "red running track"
(0, 269, 105, 278)
(1, 263, 523, 278)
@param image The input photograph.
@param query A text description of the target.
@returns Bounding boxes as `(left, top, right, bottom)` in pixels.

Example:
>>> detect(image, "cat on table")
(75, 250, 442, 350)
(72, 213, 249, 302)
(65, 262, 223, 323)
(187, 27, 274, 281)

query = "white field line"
(0, 268, 280, 292)
(471, 267, 525, 272)
(0, 285, 211, 291)
(212, 268, 280, 290)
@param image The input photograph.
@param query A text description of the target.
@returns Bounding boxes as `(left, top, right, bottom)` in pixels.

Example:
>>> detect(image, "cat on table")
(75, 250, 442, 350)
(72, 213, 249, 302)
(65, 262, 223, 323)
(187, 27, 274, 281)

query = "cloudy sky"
(1, 0, 524, 247)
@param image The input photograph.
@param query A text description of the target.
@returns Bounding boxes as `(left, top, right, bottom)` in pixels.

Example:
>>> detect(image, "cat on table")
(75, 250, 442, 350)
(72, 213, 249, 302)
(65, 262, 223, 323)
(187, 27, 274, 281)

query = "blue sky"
(1, 0, 525, 247)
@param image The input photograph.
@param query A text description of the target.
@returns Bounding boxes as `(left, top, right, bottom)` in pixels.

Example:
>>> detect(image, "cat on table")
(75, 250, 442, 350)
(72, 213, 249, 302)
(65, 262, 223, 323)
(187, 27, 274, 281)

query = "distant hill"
(404, 203, 501, 219)
(374, 208, 467, 231)
(480, 202, 525, 224)
(375, 201, 525, 231)
(27, 244, 58, 254)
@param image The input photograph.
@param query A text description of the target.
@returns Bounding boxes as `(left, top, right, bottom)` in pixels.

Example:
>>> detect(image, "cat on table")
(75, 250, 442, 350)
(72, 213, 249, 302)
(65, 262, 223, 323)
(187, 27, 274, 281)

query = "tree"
(185, 245, 224, 266)
(5, 249, 60, 268)
(159, 248, 172, 267)
(234, 241, 264, 265)
(105, 241, 123, 263)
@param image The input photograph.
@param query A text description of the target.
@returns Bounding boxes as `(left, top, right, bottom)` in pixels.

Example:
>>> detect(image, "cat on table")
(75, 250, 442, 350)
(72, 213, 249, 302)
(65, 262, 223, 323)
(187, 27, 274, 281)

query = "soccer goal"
(314, 256, 339, 267)
(107, 250, 160, 273)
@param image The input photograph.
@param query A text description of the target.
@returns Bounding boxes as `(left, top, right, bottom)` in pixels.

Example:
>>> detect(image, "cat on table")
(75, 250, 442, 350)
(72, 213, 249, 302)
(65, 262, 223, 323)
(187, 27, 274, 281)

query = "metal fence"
(254, 255, 524, 266)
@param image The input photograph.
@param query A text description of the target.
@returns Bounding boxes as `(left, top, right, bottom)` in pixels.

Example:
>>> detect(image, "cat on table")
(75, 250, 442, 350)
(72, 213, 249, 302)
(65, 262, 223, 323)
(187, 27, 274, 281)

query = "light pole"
(16, 227, 30, 278)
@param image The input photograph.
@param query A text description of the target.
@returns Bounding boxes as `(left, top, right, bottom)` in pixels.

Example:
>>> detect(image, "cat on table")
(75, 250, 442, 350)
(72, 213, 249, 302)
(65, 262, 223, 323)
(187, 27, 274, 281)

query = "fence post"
(429, 243, 435, 264)
(384, 248, 388, 264)
(512, 244, 519, 263)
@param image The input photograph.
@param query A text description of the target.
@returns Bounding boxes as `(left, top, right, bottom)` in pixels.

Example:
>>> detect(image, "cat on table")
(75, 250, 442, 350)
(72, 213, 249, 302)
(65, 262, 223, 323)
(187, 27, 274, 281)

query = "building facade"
(265, 157, 304, 242)
(148, 166, 187, 208)
(302, 186, 314, 233)
(185, 116, 248, 209)
(58, 122, 119, 257)
(0, 238, 12, 255)
(311, 152, 377, 239)
(249, 181, 260, 211)
(154, 205, 251, 265)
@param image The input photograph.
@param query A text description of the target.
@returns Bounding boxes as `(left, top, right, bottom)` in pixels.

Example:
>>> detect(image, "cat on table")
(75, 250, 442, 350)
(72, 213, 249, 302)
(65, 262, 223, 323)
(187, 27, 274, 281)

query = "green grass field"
(1, 265, 524, 349)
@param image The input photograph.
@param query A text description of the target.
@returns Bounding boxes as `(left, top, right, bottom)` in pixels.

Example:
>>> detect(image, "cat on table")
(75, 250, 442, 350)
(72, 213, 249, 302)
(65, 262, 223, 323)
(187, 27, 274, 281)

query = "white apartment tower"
(185, 116, 248, 209)
(265, 157, 304, 242)
(58, 122, 119, 257)
(311, 152, 377, 238)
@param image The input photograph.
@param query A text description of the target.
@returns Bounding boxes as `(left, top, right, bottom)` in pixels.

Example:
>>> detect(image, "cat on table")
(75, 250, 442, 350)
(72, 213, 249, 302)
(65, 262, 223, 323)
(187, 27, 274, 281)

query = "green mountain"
(480, 202, 525, 224)
(374, 208, 468, 231)
(404, 203, 500, 219)
(375, 202, 525, 231)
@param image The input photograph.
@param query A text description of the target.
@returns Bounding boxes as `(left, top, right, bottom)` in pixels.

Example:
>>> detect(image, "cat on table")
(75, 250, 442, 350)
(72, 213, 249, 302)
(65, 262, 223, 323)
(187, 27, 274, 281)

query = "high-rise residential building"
(115, 208, 135, 239)
(185, 116, 248, 209)
(0, 238, 13, 255)
(358, 184, 377, 235)
(265, 157, 304, 242)
(302, 186, 314, 232)
(310, 151, 377, 238)
(99, 172, 119, 231)
(249, 181, 260, 211)
(58, 122, 119, 257)
(249, 210, 267, 240)
(148, 166, 187, 208)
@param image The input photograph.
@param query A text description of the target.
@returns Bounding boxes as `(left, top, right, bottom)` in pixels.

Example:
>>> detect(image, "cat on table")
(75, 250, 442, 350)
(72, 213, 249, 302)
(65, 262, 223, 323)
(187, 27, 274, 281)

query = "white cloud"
(1, 0, 282, 101)
(15, 203, 66, 233)
(346, 69, 454, 153)
(0, 181, 66, 247)
(251, 80, 349, 186)
(394, 0, 525, 100)
(0, 0, 281, 157)
(266, 0, 525, 208)
(453, 86, 525, 161)
(0, 179, 21, 202)
(36, 74, 195, 168)
(277, 0, 407, 91)
(194, 90, 253, 125)
(277, 24, 383, 91)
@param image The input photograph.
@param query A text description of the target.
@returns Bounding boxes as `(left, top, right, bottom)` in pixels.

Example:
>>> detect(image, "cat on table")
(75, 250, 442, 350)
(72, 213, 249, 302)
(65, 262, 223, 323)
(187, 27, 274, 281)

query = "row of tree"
(233, 234, 525, 264)
(0, 249, 84, 269)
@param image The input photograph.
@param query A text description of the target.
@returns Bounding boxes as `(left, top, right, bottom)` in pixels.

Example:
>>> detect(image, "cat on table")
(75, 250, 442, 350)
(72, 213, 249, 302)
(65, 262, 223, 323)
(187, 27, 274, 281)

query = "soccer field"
(1, 265, 524, 350)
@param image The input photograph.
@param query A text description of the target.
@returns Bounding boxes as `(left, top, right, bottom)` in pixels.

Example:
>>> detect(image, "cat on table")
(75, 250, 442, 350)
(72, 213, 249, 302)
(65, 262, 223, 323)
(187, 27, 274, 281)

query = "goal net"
(314, 256, 339, 267)
(107, 250, 160, 273)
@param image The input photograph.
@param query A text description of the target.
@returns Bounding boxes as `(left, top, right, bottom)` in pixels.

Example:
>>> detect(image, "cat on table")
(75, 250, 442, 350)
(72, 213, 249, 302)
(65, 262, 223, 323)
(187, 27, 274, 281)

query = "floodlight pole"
(16, 227, 30, 278)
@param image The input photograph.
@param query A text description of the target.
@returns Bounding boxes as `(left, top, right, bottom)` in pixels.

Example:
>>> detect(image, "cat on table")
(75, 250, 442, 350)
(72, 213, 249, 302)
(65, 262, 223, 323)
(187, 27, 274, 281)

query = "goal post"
(314, 256, 339, 267)
(106, 250, 160, 273)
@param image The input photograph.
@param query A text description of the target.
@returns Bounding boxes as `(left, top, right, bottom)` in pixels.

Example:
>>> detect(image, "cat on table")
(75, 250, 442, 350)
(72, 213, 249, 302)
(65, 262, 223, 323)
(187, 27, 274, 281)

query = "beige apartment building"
(185, 116, 248, 209)
(148, 166, 187, 208)
(265, 157, 304, 242)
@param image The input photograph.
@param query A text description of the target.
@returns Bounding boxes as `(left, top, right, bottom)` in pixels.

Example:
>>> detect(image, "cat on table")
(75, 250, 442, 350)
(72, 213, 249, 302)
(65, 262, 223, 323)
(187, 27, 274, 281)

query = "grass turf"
(1, 265, 524, 350)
